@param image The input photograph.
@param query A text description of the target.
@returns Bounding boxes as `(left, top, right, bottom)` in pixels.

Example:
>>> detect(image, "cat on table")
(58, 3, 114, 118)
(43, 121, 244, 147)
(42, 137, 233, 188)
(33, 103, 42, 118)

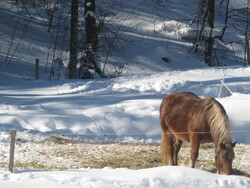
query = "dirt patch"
(1, 136, 249, 177)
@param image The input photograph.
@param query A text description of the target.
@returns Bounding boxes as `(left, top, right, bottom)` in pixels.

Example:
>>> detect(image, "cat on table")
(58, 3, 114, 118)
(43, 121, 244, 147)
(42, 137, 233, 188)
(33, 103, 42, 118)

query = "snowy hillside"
(1, 66, 250, 144)
(0, 0, 250, 187)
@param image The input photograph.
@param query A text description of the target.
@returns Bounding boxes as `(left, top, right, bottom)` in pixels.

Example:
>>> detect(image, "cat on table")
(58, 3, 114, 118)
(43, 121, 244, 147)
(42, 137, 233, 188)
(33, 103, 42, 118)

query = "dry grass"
(79, 143, 161, 169)
(2, 136, 249, 177)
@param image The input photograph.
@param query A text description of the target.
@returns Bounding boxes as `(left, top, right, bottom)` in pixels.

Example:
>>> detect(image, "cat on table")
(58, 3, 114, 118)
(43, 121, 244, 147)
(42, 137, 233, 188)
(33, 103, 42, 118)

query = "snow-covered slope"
(1, 66, 250, 143)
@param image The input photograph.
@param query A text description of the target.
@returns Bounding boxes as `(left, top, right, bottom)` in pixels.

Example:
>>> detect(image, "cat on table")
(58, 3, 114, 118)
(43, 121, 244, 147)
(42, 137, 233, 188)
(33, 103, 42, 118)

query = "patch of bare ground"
(2, 136, 249, 177)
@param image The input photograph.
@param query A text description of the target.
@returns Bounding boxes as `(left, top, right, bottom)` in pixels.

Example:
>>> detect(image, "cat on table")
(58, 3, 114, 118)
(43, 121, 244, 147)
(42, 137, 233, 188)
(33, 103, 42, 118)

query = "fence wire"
(52, 130, 250, 137)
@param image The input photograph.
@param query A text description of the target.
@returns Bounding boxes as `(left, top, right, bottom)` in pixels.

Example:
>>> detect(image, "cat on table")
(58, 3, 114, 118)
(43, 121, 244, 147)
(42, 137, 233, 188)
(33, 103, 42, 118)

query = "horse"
(160, 92, 236, 175)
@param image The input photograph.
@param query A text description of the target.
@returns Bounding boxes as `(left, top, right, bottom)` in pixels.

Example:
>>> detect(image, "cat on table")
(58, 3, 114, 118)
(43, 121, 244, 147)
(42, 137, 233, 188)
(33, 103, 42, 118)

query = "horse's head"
(215, 141, 236, 175)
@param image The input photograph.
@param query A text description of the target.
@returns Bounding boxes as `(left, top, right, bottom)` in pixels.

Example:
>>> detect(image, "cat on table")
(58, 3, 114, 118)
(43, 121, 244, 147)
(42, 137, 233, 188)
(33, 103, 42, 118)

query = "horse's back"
(160, 92, 203, 141)
(160, 92, 200, 116)
(160, 92, 228, 143)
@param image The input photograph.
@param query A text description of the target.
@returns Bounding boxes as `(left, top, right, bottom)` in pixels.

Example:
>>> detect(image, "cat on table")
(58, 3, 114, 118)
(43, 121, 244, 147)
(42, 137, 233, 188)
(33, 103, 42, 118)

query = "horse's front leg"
(189, 134, 201, 168)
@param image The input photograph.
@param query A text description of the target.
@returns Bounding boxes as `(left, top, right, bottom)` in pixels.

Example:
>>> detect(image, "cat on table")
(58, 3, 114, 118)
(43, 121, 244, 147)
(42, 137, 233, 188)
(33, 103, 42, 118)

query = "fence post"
(9, 130, 16, 173)
(35, 58, 39, 80)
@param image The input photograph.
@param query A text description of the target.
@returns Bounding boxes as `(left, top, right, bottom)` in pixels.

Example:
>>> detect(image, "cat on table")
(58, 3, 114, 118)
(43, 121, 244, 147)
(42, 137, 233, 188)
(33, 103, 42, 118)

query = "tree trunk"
(246, 39, 250, 66)
(85, 0, 98, 52)
(84, 0, 104, 78)
(205, 0, 214, 66)
(68, 0, 78, 79)
(245, 3, 250, 66)
(207, 0, 214, 28)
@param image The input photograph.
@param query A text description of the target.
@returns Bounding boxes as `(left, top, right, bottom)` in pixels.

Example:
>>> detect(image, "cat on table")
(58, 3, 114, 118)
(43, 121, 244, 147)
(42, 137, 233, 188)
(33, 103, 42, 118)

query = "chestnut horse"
(160, 92, 236, 175)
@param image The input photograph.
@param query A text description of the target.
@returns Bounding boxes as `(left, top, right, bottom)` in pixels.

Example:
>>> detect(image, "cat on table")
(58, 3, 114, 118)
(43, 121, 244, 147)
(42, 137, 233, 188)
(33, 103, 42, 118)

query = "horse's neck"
(209, 106, 232, 146)
(212, 129, 231, 145)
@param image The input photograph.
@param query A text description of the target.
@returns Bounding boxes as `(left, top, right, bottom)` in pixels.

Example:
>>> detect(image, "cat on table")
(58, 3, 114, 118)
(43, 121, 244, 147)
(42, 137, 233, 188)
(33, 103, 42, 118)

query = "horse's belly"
(200, 136, 213, 143)
(174, 133, 213, 143)
(174, 134, 191, 142)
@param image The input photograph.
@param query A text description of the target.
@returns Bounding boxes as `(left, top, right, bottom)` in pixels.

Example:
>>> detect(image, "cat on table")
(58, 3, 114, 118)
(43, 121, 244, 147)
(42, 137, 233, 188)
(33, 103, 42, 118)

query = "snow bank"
(0, 167, 250, 188)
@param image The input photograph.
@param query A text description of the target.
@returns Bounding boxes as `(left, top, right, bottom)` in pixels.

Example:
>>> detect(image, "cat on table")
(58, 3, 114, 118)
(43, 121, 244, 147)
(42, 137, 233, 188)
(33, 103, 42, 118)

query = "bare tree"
(244, 0, 250, 66)
(191, 0, 230, 66)
(204, 0, 214, 66)
(82, 0, 104, 78)
(68, 0, 78, 79)
(228, 0, 250, 66)
(85, 0, 98, 52)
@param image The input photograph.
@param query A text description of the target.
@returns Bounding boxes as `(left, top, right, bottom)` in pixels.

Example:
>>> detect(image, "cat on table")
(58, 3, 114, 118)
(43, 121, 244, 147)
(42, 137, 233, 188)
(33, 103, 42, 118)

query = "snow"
(2, 67, 250, 142)
(1, 167, 250, 188)
(1, 66, 250, 188)
(0, 0, 250, 187)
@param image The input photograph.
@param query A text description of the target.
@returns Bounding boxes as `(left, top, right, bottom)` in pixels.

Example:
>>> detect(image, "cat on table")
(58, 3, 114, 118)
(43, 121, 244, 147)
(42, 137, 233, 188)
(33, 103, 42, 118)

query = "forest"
(2, 0, 250, 80)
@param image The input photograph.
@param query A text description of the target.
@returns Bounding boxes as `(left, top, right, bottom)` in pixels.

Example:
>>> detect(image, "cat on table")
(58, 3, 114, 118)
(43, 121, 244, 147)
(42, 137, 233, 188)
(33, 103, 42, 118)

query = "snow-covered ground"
(1, 66, 250, 143)
(1, 166, 250, 188)
(1, 66, 250, 187)
(1, 0, 250, 187)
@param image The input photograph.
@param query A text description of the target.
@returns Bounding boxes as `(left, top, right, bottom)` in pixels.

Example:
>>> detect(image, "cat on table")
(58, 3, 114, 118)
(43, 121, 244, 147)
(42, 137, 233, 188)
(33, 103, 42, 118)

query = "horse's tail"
(160, 97, 169, 165)
(160, 132, 167, 165)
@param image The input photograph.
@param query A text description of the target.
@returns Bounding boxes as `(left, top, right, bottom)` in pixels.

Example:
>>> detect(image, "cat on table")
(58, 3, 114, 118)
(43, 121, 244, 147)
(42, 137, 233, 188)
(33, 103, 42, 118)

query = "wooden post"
(9, 130, 16, 173)
(35, 58, 39, 80)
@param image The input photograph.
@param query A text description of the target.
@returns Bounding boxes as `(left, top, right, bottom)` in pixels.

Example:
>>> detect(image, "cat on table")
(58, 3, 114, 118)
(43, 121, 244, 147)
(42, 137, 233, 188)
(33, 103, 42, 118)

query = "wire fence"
(47, 130, 250, 136)
(3, 73, 250, 173)
(4, 129, 250, 174)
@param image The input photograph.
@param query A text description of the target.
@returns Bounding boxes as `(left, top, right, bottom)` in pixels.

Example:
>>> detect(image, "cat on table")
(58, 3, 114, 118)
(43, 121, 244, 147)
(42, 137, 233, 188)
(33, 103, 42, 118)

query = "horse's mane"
(205, 97, 232, 145)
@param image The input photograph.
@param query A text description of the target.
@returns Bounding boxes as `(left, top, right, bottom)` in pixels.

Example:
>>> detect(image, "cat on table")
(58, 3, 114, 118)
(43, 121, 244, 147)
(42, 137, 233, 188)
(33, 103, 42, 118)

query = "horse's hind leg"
(173, 139, 183, 165)
(161, 131, 175, 166)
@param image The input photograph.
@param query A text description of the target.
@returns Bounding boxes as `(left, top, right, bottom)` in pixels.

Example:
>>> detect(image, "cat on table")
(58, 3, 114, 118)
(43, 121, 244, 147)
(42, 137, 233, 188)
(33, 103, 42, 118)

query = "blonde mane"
(205, 97, 232, 144)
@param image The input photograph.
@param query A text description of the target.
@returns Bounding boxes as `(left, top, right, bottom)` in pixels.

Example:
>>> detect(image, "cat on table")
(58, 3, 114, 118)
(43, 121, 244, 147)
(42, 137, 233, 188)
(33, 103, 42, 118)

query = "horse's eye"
(225, 152, 234, 160)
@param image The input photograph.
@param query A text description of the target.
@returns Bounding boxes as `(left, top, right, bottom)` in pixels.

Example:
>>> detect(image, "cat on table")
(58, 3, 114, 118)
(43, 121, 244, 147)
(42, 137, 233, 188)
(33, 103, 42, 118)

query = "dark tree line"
(6, 0, 118, 79)
(69, 0, 103, 79)
(4, 0, 250, 79)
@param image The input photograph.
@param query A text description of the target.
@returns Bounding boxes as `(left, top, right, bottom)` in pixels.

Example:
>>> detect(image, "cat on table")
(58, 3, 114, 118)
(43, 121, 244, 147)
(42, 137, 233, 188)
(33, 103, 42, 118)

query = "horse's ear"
(220, 142, 226, 149)
(232, 141, 237, 148)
